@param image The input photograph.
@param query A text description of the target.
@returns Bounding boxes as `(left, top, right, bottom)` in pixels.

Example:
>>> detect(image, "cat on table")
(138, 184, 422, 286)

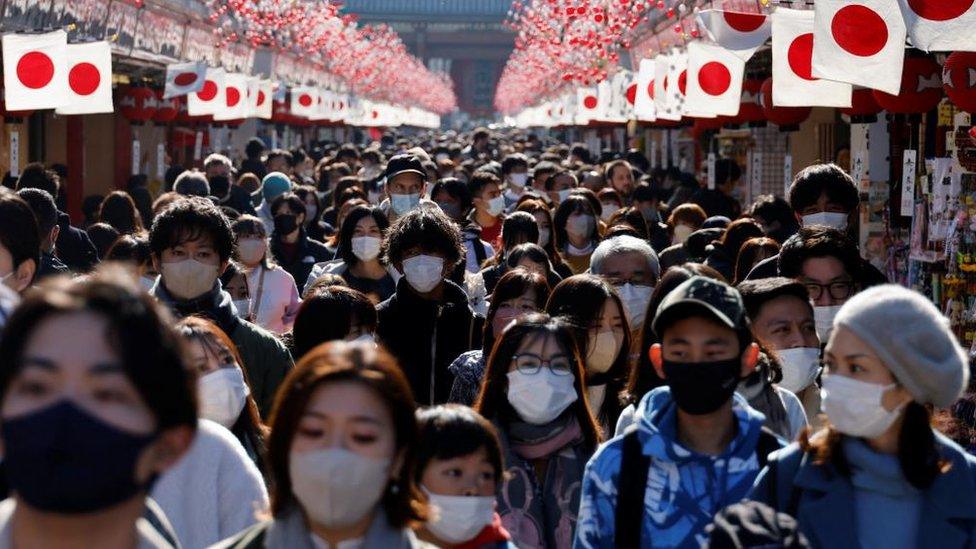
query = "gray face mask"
(436, 201, 463, 220)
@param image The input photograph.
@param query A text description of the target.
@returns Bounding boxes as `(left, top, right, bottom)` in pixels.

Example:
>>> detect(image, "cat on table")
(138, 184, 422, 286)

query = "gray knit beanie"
(833, 284, 968, 407)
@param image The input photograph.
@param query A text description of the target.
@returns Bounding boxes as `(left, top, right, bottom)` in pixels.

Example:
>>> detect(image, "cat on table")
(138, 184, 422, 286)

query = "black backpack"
(613, 425, 782, 548)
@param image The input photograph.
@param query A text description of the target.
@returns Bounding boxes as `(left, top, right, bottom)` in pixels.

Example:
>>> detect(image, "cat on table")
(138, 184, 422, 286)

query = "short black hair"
(292, 286, 377, 360)
(501, 154, 529, 175)
(266, 149, 293, 166)
(632, 183, 661, 203)
(16, 188, 58, 237)
(749, 195, 798, 229)
(736, 277, 814, 322)
(777, 226, 861, 280)
(105, 234, 153, 268)
(532, 160, 559, 179)
(788, 163, 858, 213)
(245, 137, 265, 159)
(337, 206, 390, 266)
(467, 171, 500, 199)
(0, 189, 40, 271)
(270, 192, 306, 217)
(16, 162, 60, 199)
(173, 170, 210, 197)
(714, 158, 742, 185)
(383, 208, 463, 268)
(414, 405, 504, 483)
(149, 197, 234, 262)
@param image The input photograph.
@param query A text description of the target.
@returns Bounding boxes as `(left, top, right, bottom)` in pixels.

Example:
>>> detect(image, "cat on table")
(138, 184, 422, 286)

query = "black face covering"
(209, 175, 231, 199)
(273, 213, 298, 235)
(663, 357, 742, 415)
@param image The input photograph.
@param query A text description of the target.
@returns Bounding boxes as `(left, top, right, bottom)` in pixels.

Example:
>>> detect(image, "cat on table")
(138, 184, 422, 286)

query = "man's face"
(659, 316, 741, 363)
(532, 170, 555, 190)
(205, 163, 230, 180)
(387, 173, 425, 196)
(599, 252, 656, 286)
(797, 191, 850, 218)
(753, 295, 820, 351)
(158, 235, 221, 268)
(473, 182, 502, 214)
(610, 166, 634, 196)
(800, 256, 855, 306)
(267, 157, 289, 175)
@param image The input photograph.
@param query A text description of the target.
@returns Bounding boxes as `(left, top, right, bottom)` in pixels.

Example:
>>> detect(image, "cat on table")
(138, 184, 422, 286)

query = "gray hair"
(173, 170, 211, 198)
(590, 235, 661, 281)
(203, 153, 232, 170)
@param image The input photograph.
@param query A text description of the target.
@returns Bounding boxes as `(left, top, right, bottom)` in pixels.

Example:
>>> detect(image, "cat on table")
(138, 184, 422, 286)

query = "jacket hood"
(637, 386, 767, 464)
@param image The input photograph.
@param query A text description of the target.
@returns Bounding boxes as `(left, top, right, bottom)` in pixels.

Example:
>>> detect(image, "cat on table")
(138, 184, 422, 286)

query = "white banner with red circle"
(898, 0, 976, 52)
(55, 41, 113, 115)
(772, 8, 852, 107)
(634, 58, 657, 122)
(685, 41, 745, 117)
(2, 30, 68, 111)
(186, 68, 225, 116)
(696, 9, 771, 61)
(164, 61, 207, 99)
(213, 72, 248, 121)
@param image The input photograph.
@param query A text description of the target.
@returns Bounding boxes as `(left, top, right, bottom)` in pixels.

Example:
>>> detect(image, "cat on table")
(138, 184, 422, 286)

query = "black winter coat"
(56, 211, 97, 271)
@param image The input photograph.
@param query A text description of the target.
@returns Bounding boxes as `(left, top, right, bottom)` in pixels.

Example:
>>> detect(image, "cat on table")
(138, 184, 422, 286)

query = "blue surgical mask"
(391, 193, 420, 215)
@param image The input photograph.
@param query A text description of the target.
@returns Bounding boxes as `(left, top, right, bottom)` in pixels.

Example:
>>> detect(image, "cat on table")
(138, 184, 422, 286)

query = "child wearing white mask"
(474, 314, 600, 549)
(751, 285, 975, 549)
(232, 216, 300, 334)
(414, 406, 517, 549)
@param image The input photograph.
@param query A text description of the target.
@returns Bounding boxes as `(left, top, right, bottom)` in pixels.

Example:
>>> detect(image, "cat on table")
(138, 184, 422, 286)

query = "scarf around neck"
(508, 412, 583, 460)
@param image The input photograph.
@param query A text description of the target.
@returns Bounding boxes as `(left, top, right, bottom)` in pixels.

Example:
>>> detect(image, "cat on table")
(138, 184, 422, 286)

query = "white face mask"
(566, 215, 595, 240)
(672, 224, 694, 245)
(424, 489, 495, 544)
(802, 212, 849, 231)
(486, 195, 506, 217)
(506, 369, 578, 425)
(615, 283, 653, 328)
(814, 305, 843, 342)
(600, 204, 618, 222)
(586, 329, 620, 374)
(776, 347, 821, 393)
(402, 254, 444, 294)
(351, 236, 382, 262)
(538, 229, 551, 248)
(198, 368, 250, 429)
(822, 375, 907, 438)
(391, 192, 421, 215)
(232, 299, 251, 319)
(161, 259, 219, 300)
(509, 172, 529, 188)
(290, 448, 391, 528)
(237, 238, 266, 265)
(556, 189, 573, 204)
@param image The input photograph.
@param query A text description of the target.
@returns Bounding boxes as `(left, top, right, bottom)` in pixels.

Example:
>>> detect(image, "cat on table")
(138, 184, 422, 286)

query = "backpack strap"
(614, 427, 651, 548)
(472, 239, 488, 269)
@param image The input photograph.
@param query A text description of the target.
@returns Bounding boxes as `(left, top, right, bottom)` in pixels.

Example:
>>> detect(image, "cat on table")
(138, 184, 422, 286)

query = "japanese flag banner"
(187, 68, 225, 116)
(213, 73, 248, 121)
(634, 58, 657, 121)
(812, 0, 906, 95)
(2, 30, 68, 110)
(696, 10, 771, 61)
(772, 8, 852, 107)
(653, 53, 677, 119)
(163, 61, 206, 99)
(55, 41, 113, 115)
(576, 86, 606, 124)
(897, 0, 976, 52)
(249, 79, 273, 119)
(685, 41, 746, 116)
(608, 71, 633, 122)
(291, 86, 318, 118)
(595, 78, 625, 122)
(656, 52, 684, 121)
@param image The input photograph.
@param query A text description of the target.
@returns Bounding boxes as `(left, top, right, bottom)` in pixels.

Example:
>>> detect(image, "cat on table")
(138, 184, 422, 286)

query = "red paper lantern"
(760, 78, 811, 132)
(873, 55, 942, 114)
(733, 78, 766, 127)
(117, 86, 158, 123)
(944, 52, 976, 113)
(271, 97, 290, 124)
(692, 116, 724, 138)
(841, 88, 883, 120)
(152, 90, 179, 123)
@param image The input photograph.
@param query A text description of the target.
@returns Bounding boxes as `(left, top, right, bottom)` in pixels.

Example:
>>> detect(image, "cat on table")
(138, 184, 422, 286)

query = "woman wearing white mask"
(231, 215, 301, 334)
(475, 314, 600, 549)
(553, 195, 600, 275)
(546, 275, 630, 434)
(752, 285, 976, 549)
(413, 405, 517, 549)
(303, 206, 398, 304)
(666, 203, 707, 246)
(216, 341, 432, 549)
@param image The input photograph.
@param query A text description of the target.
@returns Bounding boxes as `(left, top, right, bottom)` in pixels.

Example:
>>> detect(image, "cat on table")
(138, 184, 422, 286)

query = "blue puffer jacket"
(574, 387, 778, 549)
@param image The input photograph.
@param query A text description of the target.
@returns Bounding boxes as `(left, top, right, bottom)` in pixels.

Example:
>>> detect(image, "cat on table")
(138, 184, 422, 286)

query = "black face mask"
(663, 357, 742, 415)
(274, 213, 298, 235)
(209, 175, 231, 199)
(3, 400, 157, 513)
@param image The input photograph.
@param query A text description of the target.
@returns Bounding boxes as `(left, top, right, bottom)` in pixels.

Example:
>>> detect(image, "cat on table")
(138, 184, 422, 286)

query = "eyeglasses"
(803, 280, 854, 301)
(511, 353, 574, 376)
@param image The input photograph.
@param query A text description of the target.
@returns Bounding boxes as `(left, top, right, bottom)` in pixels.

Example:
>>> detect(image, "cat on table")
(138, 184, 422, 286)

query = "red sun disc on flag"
(372, 110, 379, 119)
(583, 95, 598, 109)
(226, 87, 241, 107)
(907, 0, 974, 21)
(678, 70, 688, 95)
(647, 80, 655, 99)
(723, 11, 766, 32)
(832, 5, 888, 57)
(68, 62, 100, 96)
(788, 33, 816, 81)
(626, 84, 637, 105)
(174, 72, 198, 86)
(197, 80, 218, 101)
(257, 91, 266, 106)
(699, 62, 732, 96)
(299, 94, 313, 107)
(17, 51, 55, 89)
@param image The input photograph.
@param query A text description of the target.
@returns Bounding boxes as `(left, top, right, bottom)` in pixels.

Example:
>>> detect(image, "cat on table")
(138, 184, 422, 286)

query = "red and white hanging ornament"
(1, 30, 68, 111)
(771, 8, 851, 108)
(685, 41, 745, 117)
(55, 41, 113, 115)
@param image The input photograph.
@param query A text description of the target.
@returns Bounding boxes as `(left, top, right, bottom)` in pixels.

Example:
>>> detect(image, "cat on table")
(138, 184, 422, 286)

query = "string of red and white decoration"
(206, 0, 457, 114)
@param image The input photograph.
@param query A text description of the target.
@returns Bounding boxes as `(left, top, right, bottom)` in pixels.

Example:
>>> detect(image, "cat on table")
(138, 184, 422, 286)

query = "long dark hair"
(292, 286, 377, 360)
(266, 341, 429, 527)
(483, 268, 551, 354)
(99, 190, 145, 235)
(624, 263, 725, 404)
(474, 313, 602, 449)
(515, 199, 570, 273)
(336, 205, 390, 267)
(546, 274, 631, 429)
(553, 195, 599, 250)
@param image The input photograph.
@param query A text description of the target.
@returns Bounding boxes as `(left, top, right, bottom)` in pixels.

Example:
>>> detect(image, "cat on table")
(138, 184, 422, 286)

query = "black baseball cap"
(652, 276, 749, 338)
(384, 154, 427, 182)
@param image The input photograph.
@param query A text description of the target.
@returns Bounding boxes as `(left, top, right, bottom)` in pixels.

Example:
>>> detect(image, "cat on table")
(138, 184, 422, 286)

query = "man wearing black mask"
(576, 276, 782, 548)
(204, 154, 255, 216)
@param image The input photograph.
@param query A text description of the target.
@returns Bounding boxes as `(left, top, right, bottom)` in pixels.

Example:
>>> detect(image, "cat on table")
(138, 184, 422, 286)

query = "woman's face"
(186, 336, 235, 376)
(824, 326, 912, 411)
(591, 298, 626, 344)
(421, 446, 497, 497)
(531, 211, 551, 234)
(291, 381, 397, 460)
(492, 289, 539, 337)
(506, 331, 572, 376)
(224, 273, 249, 300)
(353, 215, 382, 238)
(515, 258, 547, 279)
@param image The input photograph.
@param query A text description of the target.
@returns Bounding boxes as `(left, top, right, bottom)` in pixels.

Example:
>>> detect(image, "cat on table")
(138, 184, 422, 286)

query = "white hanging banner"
(655, 53, 681, 121)
(163, 61, 207, 99)
(898, 0, 976, 52)
(707, 152, 717, 189)
(213, 73, 248, 121)
(193, 131, 203, 161)
(696, 9, 771, 61)
(156, 143, 166, 179)
(187, 68, 225, 116)
(772, 9, 852, 107)
(784, 154, 794, 196)
(751, 152, 763, 200)
(9, 131, 20, 177)
(131, 140, 141, 176)
(685, 41, 746, 116)
(901, 149, 917, 216)
(55, 41, 114, 115)
(1, 30, 69, 110)
(634, 58, 657, 121)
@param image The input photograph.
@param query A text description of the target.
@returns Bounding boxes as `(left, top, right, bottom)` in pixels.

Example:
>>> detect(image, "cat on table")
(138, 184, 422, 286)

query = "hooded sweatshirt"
(574, 387, 777, 549)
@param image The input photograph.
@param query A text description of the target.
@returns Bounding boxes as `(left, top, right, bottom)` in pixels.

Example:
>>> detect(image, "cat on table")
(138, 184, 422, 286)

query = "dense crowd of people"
(0, 127, 974, 548)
